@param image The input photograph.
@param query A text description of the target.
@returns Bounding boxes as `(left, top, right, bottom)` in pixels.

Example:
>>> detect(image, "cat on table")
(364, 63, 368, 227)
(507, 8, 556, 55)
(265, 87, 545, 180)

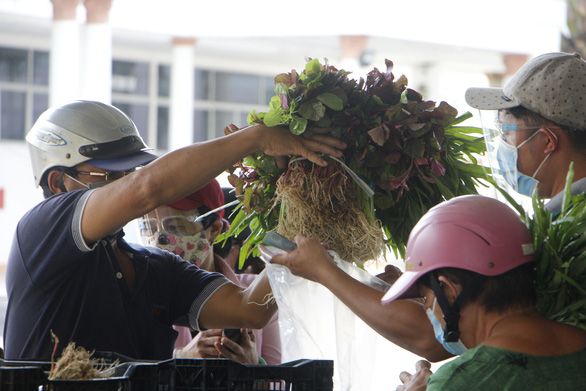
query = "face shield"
(479, 110, 543, 195)
(138, 206, 213, 267)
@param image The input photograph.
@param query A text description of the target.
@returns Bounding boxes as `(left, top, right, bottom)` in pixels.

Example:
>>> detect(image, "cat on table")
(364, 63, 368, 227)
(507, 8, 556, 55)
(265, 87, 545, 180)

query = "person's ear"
(207, 219, 224, 242)
(541, 127, 560, 154)
(437, 275, 461, 304)
(47, 169, 65, 195)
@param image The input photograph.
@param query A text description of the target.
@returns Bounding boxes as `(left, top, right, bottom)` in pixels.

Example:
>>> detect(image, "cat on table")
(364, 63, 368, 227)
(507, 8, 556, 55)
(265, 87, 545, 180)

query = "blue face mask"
(425, 298, 468, 356)
(495, 130, 554, 197)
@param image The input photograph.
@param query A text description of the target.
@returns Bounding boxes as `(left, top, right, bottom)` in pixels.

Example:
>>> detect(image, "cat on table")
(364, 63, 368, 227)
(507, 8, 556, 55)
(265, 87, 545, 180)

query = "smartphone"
(222, 328, 242, 344)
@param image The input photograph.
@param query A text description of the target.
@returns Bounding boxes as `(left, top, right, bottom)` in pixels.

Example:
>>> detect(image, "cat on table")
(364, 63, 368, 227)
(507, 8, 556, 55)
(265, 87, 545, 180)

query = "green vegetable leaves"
(500, 163, 586, 331)
(299, 99, 326, 122)
(223, 58, 489, 263)
(316, 92, 344, 110)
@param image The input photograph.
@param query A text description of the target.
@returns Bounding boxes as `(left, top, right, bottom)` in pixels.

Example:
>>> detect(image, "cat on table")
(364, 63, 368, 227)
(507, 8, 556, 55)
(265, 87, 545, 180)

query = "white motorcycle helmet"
(26, 100, 157, 194)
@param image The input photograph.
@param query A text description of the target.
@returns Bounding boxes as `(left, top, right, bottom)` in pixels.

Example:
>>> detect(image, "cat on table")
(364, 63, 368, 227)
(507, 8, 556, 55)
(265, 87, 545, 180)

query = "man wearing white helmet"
(385, 196, 586, 390)
(4, 100, 346, 361)
(465, 52, 586, 211)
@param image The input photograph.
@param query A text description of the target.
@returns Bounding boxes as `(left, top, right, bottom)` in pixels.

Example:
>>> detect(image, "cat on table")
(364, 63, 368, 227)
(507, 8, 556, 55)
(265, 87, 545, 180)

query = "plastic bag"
(264, 249, 422, 390)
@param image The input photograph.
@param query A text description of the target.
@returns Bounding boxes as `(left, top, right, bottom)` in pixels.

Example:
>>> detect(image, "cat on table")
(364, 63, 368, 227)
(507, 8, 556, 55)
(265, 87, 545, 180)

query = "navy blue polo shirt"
(4, 189, 229, 360)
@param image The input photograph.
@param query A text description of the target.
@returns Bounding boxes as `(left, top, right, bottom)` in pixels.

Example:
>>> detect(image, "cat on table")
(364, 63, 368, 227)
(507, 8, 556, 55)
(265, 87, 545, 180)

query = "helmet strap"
(430, 273, 485, 342)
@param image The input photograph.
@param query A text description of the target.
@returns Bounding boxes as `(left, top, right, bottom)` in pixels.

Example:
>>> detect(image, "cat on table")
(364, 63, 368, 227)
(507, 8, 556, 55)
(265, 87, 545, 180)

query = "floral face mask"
(146, 230, 211, 267)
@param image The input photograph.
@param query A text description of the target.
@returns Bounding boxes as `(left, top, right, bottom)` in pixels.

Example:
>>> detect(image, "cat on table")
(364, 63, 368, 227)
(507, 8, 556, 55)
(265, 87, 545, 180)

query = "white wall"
(0, 142, 43, 266)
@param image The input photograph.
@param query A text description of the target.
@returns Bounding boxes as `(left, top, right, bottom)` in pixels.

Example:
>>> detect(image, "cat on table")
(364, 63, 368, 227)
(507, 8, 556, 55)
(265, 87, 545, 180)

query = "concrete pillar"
(169, 36, 196, 150)
(80, 0, 113, 103)
(49, 0, 82, 107)
(339, 35, 369, 78)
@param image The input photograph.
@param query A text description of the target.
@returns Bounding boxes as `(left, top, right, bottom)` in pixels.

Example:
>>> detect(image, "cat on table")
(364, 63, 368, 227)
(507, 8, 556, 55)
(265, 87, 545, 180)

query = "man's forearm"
(82, 126, 263, 243)
(319, 266, 450, 361)
(134, 126, 262, 213)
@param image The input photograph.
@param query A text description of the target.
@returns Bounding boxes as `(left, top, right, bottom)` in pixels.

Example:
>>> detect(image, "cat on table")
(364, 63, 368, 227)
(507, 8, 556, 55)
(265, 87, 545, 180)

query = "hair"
(40, 181, 54, 199)
(40, 167, 68, 199)
(503, 106, 586, 155)
(417, 263, 537, 313)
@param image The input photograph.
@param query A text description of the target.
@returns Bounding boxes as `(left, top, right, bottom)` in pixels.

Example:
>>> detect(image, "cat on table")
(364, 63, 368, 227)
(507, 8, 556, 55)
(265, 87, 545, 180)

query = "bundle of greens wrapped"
(220, 58, 488, 266)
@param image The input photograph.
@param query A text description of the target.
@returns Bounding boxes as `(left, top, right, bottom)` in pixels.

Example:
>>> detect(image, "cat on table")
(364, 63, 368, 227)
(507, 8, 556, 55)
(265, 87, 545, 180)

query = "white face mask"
(425, 297, 468, 356)
(146, 231, 211, 267)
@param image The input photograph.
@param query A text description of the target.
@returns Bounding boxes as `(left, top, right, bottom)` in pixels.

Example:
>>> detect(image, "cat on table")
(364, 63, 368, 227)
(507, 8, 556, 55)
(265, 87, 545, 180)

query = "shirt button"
(116, 272, 123, 279)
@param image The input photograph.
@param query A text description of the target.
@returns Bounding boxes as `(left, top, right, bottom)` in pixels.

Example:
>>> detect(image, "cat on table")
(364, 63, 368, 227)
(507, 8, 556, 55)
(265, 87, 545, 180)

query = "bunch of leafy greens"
(498, 163, 586, 330)
(220, 58, 488, 266)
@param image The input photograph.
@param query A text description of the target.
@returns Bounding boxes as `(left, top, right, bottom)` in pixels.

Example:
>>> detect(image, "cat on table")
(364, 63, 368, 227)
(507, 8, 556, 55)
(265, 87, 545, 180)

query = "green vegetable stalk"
(498, 163, 586, 331)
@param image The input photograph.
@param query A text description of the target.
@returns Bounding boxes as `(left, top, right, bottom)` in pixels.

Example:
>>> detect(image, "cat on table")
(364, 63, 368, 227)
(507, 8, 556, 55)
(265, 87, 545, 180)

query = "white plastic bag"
(264, 249, 422, 390)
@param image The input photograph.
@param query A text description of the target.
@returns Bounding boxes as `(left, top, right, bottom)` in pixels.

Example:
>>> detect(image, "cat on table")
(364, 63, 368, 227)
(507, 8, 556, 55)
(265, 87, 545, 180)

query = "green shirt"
(428, 345, 586, 390)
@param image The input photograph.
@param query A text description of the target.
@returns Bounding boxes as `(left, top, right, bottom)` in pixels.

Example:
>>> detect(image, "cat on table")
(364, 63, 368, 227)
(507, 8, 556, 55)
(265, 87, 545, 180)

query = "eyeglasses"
(494, 121, 543, 135)
(69, 169, 135, 181)
(139, 216, 205, 237)
(493, 122, 544, 146)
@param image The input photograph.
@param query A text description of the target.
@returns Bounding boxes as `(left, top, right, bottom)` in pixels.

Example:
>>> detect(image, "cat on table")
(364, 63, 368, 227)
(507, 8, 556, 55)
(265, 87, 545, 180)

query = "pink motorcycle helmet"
(381, 195, 535, 304)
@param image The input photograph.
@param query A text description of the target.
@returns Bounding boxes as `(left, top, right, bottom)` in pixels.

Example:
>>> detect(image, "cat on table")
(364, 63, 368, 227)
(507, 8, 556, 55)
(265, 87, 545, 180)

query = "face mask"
(147, 231, 211, 268)
(64, 174, 114, 189)
(425, 298, 468, 356)
(495, 130, 554, 197)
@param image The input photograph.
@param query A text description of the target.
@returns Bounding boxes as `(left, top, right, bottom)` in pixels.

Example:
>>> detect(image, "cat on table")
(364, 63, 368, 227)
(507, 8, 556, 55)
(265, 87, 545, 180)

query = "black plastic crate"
(0, 365, 49, 390)
(170, 358, 334, 391)
(0, 354, 174, 391)
(127, 361, 174, 391)
(0, 356, 333, 390)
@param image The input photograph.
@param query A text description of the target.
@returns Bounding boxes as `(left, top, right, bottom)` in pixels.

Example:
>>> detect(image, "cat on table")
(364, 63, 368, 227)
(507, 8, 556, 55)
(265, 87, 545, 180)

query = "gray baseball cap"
(465, 52, 586, 130)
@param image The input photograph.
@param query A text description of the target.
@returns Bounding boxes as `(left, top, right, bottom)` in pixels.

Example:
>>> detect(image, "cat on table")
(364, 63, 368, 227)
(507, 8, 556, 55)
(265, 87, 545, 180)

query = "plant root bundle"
(274, 160, 384, 265)
(49, 331, 117, 380)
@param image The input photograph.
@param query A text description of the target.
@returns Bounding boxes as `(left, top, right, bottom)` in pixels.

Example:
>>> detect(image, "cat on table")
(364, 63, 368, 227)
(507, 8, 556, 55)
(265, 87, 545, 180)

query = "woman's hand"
(376, 264, 403, 285)
(215, 329, 260, 364)
(174, 329, 223, 359)
(396, 360, 433, 391)
(175, 328, 261, 365)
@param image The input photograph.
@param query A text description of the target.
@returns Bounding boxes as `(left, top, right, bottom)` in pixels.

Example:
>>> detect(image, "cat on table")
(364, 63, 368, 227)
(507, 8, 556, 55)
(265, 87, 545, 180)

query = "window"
(157, 106, 169, 150)
(0, 47, 49, 140)
(158, 65, 170, 97)
(215, 110, 236, 139)
(0, 45, 276, 145)
(112, 60, 149, 95)
(194, 69, 210, 100)
(112, 102, 149, 140)
(33, 93, 49, 123)
(33, 51, 49, 86)
(0, 91, 26, 139)
(238, 111, 249, 127)
(264, 75, 276, 104)
(215, 71, 259, 104)
(193, 109, 208, 143)
(0, 47, 27, 83)
(190, 69, 272, 142)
